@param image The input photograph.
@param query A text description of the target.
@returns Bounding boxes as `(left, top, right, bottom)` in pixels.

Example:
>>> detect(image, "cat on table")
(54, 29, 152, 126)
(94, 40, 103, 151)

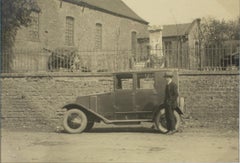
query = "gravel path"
(1, 124, 239, 163)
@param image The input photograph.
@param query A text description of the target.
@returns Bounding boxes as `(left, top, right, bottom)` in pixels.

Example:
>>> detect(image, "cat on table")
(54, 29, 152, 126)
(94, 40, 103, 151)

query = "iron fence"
(1, 48, 131, 73)
(134, 46, 239, 71)
(1, 46, 239, 73)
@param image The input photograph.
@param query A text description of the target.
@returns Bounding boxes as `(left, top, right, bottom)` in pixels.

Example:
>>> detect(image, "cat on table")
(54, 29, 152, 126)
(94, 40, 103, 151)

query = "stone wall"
(179, 71, 239, 129)
(0, 71, 239, 130)
(15, 0, 148, 50)
(0, 73, 113, 130)
(11, 0, 149, 73)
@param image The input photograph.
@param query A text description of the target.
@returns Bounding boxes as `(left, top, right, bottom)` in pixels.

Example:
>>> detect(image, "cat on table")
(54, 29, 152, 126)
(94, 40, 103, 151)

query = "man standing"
(164, 71, 178, 135)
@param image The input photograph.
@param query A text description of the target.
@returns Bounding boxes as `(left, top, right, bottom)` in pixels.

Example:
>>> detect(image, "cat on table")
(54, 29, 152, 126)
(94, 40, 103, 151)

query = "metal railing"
(134, 46, 239, 71)
(1, 46, 239, 73)
(1, 48, 131, 73)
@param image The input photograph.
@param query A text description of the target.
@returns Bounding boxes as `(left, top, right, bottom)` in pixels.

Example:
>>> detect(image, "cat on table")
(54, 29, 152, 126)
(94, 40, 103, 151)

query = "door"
(135, 73, 158, 119)
(114, 74, 135, 119)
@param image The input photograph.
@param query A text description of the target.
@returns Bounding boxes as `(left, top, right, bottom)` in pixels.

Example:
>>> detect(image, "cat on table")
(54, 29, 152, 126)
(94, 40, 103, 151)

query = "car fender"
(158, 104, 184, 115)
(62, 103, 111, 123)
(153, 103, 183, 120)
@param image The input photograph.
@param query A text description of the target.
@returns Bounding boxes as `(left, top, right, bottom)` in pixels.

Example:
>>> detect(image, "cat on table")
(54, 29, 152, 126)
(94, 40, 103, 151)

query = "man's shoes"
(167, 130, 178, 135)
(167, 131, 173, 135)
(151, 125, 156, 130)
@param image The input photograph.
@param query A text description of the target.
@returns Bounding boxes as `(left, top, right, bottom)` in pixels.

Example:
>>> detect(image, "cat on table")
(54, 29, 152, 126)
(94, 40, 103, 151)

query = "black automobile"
(62, 70, 184, 134)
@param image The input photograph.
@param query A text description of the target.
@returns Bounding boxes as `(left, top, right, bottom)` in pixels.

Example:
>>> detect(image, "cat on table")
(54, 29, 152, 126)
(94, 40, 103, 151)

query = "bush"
(48, 47, 79, 71)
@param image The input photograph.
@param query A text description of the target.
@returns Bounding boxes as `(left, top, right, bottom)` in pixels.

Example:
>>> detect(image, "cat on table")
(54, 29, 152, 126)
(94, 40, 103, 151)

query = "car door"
(135, 73, 158, 119)
(114, 73, 135, 120)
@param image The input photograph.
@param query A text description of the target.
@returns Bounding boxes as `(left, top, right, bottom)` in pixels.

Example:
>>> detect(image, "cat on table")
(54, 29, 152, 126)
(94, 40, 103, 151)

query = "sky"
(122, 0, 239, 25)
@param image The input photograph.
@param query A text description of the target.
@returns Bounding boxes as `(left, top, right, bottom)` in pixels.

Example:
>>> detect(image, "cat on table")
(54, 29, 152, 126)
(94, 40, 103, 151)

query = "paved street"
(1, 124, 239, 163)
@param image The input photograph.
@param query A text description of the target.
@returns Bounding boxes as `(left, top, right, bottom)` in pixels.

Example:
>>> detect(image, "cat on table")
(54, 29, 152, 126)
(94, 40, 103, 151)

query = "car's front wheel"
(154, 109, 181, 133)
(63, 109, 88, 134)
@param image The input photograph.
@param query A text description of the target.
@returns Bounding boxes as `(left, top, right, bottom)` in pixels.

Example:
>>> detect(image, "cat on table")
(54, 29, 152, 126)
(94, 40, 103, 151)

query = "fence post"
(230, 44, 233, 67)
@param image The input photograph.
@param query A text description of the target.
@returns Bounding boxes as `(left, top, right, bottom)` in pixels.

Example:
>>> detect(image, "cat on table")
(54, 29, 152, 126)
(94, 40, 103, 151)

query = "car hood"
(75, 92, 112, 108)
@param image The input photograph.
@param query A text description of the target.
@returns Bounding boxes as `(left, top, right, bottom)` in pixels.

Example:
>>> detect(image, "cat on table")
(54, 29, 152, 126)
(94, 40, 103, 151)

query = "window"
(115, 74, 133, 90)
(137, 73, 155, 89)
(131, 31, 137, 54)
(29, 11, 39, 41)
(164, 41, 172, 50)
(95, 23, 102, 50)
(65, 16, 74, 46)
(195, 41, 199, 55)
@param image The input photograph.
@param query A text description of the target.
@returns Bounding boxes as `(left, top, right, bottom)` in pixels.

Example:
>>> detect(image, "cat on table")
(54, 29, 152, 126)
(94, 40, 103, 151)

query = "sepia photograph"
(1, 0, 239, 162)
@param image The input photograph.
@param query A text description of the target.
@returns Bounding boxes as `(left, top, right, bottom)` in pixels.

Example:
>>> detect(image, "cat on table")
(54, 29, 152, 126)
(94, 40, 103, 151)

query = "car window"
(116, 74, 133, 90)
(137, 73, 155, 89)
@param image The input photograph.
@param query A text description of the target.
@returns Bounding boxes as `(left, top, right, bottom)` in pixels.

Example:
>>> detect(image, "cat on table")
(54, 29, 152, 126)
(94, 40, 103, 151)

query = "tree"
(198, 17, 240, 69)
(1, 0, 39, 72)
(200, 17, 240, 46)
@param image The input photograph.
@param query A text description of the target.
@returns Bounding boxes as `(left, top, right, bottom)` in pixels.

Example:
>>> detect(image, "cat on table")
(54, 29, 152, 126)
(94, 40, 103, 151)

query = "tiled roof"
(63, 0, 148, 24)
(162, 23, 192, 37)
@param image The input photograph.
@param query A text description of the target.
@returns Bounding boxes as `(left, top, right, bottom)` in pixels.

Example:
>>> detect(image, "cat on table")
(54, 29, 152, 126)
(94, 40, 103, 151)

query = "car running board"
(104, 119, 153, 125)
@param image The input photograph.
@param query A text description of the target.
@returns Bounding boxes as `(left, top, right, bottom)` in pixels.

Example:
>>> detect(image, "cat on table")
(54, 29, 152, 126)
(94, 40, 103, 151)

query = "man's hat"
(164, 71, 174, 78)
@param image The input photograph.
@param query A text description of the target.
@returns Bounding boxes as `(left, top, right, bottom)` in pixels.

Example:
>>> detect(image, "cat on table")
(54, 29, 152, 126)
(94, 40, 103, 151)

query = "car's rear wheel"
(84, 122, 94, 132)
(63, 109, 88, 134)
(154, 109, 180, 133)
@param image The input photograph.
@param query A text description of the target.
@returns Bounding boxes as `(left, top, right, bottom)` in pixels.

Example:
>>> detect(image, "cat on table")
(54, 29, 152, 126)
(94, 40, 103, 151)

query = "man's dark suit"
(164, 81, 178, 131)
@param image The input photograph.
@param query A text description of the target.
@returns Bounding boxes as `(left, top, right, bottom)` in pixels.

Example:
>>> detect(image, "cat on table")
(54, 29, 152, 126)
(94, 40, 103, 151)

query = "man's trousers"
(165, 106, 176, 131)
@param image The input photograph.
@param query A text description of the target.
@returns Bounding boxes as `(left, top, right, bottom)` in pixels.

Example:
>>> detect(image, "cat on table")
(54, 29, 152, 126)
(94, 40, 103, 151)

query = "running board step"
(104, 119, 153, 125)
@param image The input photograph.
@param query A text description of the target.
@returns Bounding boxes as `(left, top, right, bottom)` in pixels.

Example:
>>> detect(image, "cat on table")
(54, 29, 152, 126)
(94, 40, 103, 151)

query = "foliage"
(47, 47, 81, 71)
(1, 0, 39, 71)
(200, 17, 240, 46)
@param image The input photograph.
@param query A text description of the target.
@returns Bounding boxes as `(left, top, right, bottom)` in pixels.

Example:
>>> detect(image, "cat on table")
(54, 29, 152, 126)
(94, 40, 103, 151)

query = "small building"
(162, 19, 201, 69)
(135, 19, 202, 69)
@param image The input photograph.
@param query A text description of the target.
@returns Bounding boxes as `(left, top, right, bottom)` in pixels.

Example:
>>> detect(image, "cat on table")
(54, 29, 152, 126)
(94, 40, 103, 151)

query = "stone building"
(12, 0, 149, 72)
(135, 19, 202, 69)
(162, 19, 201, 68)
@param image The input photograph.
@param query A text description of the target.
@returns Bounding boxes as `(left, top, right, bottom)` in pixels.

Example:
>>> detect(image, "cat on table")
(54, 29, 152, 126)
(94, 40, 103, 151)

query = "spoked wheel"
(63, 109, 88, 134)
(155, 109, 181, 133)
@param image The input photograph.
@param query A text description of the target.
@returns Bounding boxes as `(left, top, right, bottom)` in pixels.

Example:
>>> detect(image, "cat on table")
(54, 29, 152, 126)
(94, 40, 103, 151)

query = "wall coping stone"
(178, 70, 239, 76)
(0, 72, 113, 78)
(0, 70, 239, 78)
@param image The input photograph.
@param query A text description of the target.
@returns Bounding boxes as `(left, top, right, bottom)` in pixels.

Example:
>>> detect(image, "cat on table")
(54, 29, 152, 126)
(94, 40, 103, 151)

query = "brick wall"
(179, 71, 239, 129)
(1, 71, 239, 130)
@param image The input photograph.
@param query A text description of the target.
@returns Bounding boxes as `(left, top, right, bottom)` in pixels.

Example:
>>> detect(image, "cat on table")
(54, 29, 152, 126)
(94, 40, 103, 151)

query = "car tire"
(155, 109, 181, 133)
(84, 122, 94, 132)
(63, 109, 88, 134)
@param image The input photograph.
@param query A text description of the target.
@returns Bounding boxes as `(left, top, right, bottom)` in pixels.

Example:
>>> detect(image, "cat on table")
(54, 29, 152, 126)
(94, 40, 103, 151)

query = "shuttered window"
(131, 31, 137, 54)
(95, 23, 102, 50)
(65, 16, 74, 46)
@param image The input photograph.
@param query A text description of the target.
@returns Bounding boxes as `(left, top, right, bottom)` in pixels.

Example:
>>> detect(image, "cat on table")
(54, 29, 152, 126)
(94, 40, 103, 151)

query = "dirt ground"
(1, 123, 239, 163)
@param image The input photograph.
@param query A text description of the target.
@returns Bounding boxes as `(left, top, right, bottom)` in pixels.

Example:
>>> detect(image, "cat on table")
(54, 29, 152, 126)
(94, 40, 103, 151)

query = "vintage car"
(62, 70, 184, 134)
